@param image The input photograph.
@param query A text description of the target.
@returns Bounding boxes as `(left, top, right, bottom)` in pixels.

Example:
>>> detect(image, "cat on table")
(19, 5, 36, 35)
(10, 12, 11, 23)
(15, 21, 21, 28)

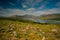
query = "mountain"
(9, 14, 38, 20)
(22, 14, 37, 19)
(10, 14, 36, 18)
(0, 14, 60, 24)
(38, 13, 60, 21)
(4, 15, 36, 23)
(0, 14, 38, 23)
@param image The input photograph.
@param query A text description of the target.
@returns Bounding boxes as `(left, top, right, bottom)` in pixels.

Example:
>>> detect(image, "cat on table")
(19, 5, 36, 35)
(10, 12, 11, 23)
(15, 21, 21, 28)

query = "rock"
(13, 31, 17, 36)
(51, 29, 57, 32)
(42, 36, 45, 40)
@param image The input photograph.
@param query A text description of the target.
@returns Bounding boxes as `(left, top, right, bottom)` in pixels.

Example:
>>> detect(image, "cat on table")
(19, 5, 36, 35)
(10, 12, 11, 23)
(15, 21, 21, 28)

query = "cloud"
(0, 8, 28, 17)
(39, 4, 45, 9)
(39, 0, 49, 9)
(36, 0, 43, 2)
(22, 4, 27, 8)
(0, 8, 60, 17)
(22, 0, 43, 7)
(30, 8, 60, 16)
(9, 2, 15, 6)
(56, 2, 60, 8)
(26, 8, 36, 11)
(16, 0, 20, 3)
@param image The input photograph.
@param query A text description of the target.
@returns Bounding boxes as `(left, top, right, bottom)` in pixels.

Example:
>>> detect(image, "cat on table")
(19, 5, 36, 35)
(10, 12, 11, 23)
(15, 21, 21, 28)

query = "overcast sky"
(0, 0, 60, 16)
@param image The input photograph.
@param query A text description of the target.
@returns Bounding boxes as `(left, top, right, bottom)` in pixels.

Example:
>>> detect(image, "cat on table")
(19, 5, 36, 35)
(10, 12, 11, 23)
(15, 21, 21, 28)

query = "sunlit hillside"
(38, 13, 60, 21)
(0, 19, 60, 40)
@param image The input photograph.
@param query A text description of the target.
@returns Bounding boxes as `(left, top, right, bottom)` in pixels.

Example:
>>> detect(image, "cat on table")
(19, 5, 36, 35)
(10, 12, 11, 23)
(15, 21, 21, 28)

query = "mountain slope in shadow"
(38, 13, 60, 21)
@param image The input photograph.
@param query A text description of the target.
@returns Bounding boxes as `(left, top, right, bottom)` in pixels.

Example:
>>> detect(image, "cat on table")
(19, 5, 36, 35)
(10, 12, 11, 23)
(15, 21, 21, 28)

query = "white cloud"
(56, 2, 60, 7)
(38, 1, 48, 10)
(17, 0, 20, 3)
(9, 2, 15, 6)
(36, 0, 43, 2)
(22, 0, 43, 7)
(0, 8, 28, 17)
(30, 8, 60, 16)
(39, 5, 45, 9)
(22, 4, 27, 8)
(0, 8, 60, 17)
(26, 8, 36, 11)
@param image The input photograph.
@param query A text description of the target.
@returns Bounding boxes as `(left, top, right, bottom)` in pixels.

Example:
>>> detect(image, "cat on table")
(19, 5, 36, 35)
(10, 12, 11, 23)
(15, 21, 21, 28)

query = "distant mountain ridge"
(10, 14, 37, 20)
(0, 13, 60, 21)
(9, 13, 60, 21)
(0, 13, 60, 24)
(38, 13, 60, 21)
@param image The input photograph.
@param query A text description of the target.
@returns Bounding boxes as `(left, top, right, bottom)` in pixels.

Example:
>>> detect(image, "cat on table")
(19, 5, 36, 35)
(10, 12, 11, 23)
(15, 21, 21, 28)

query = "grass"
(0, 19, 60, 40)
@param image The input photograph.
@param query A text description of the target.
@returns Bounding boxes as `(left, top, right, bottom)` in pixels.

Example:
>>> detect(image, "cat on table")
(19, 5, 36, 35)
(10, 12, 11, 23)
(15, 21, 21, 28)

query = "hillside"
(38, 13, 60, 21)
(0, 14, 60, 24)
(0, 19, 60, 40)
(10, 14, 36, 19)
(10, 14, 60, 21)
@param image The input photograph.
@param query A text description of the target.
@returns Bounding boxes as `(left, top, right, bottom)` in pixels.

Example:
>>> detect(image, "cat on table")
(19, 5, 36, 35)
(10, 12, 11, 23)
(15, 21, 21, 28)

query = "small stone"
(13, 31, 17, 36)
(42, 36, 45, 40)
(26, 26, 29, 29)
(51, 29, 57, 32)
(20, 38, 25, 40)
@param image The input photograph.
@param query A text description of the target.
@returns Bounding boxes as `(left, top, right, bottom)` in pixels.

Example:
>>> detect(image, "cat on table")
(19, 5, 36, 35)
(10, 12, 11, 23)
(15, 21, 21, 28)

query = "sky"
(0, 0, 60, 17)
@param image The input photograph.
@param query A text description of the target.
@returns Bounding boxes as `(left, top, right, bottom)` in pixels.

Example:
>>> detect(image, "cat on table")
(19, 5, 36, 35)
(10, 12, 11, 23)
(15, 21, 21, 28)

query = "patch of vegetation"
(0, 19, 60, 40)
(49, 18, 60, 21)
